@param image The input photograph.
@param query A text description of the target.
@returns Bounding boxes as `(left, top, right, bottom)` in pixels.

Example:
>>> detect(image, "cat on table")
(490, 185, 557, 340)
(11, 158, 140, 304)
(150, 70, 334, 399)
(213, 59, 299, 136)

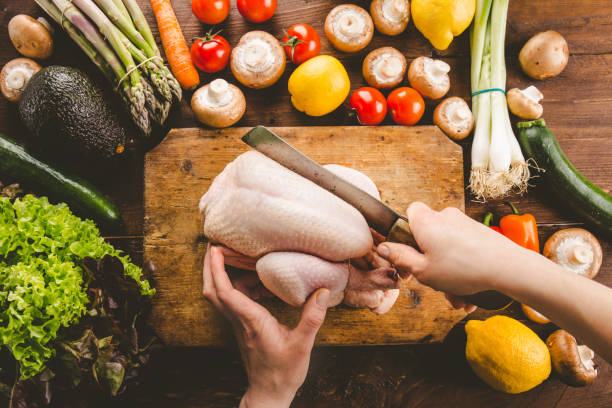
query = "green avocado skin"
(18, 66, 126, 158)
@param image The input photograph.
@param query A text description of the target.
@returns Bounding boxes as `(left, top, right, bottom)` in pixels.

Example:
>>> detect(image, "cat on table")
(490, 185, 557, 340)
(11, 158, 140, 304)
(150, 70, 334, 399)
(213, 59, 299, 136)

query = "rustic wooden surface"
(0, 0, 611, 406)
(144, 126, 466, 346)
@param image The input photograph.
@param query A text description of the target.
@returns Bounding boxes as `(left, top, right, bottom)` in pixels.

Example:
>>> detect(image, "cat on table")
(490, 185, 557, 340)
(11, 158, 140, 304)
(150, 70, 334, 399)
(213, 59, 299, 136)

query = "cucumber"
(517, 120, 612, 236)
(0, 134, 122, 229)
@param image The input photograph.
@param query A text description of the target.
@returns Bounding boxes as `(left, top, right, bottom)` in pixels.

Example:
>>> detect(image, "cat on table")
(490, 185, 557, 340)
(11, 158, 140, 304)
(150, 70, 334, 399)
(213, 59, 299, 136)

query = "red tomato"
(281, 24, 321, 64)
(350, 87, 387, 125)
(387, 87, 425, 125)
(236, 0, 277, 23)
(192, 0, 230, 24)
(191, 31, 231, 73)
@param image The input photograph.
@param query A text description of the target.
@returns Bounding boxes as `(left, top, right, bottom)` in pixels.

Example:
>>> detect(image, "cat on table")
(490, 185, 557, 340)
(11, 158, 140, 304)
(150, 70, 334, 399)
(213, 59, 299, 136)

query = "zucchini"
(517, 120, 612, 236)
(0, 134, 122, 229)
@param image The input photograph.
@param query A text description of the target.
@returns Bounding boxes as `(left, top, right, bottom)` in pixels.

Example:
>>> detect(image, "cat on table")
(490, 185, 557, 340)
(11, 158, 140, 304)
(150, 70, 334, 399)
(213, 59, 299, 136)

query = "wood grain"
(144, 126, 466, 346)
(0, 0, 611, 406)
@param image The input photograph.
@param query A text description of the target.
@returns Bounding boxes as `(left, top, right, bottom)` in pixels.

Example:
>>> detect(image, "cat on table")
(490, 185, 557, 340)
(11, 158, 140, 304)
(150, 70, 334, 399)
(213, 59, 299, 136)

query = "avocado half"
(18, 66, 127, 158)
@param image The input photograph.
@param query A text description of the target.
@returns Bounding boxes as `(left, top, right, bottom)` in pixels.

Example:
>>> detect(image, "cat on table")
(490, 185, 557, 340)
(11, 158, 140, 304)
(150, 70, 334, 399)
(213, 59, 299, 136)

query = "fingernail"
(317, 288, 330, 307)
(377, 245, 390, 258)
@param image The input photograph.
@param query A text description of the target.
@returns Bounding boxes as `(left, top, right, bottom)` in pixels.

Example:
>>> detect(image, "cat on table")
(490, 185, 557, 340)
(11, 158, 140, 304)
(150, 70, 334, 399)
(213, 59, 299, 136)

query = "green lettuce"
(0, 195, 154, 379)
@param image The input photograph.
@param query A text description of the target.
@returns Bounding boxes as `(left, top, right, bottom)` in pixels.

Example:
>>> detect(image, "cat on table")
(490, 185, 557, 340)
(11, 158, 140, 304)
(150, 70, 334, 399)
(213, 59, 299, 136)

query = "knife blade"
(242, 125, 413, 241)
(241, 126, 513, 311)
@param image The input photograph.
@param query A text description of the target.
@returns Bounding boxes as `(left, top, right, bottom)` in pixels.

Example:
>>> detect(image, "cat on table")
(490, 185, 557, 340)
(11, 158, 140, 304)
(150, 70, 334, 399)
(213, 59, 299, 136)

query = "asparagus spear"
(94, 0, 156, 58)
(116, 29, 172, 101)
(34, 0, 117, 83)
(121, 0, 159, 56)
(120, 0, 181, 100)
(105, 0, 181, 101)
(111, 0, 131, 21)
(69, 0, 146, 114)
(142, 78, 170, 125)
(42, 0, 150, 133)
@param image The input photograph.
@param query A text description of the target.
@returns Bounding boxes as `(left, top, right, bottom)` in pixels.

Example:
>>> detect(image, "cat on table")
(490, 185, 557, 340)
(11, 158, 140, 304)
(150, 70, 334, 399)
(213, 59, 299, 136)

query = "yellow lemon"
(465, 315, 551, 394)
(411, 0, 476, 50)
(288, 55, 350, 117)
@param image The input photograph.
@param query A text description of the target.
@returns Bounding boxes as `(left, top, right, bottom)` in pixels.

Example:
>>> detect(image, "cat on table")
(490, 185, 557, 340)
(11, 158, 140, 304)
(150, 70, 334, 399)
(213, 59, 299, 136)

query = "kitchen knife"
(242, 126, 513, 311)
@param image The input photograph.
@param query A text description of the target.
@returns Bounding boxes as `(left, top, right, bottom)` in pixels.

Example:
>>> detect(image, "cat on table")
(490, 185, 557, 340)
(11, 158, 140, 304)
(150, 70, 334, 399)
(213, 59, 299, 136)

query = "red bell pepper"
(483, 212, 502, 233)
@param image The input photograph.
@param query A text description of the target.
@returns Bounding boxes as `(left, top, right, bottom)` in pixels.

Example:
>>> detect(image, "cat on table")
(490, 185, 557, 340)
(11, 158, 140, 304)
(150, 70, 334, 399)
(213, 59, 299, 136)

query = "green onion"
(469, 0, 529, 200)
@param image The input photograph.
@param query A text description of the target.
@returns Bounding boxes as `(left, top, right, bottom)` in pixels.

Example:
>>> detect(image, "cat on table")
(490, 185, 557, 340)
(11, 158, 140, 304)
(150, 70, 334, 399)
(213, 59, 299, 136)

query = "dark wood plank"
(0, 0, 611, 406)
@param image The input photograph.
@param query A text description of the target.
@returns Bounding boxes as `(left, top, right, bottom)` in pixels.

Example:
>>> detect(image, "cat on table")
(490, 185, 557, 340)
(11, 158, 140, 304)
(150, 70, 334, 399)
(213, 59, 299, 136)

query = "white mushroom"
(543, 228, 602, 279)
(230, 31, 286, 89)
(370, 0, 410, 36)
(8, 15, 54, 59)
(507, 86, 543, 119)
(362, 47, 407, 89)
(191, 79, 246, 128)
(0, 58, 42, 103)
(433, 97, 473, 140)
(325, 4, 374, 53)
(519, 31, 569, 80)
(408, 56, 451, 99)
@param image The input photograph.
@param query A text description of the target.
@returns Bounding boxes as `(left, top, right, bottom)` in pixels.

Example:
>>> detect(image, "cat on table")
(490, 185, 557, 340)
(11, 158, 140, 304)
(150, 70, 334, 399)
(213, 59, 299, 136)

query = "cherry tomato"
(281, 24, 321, 65)
(387, 87, 425, 125)
(191, 30, 231, 73)
(236, 0, 277, 23)
(191, 0, 230, 25)
(350, 87, 387, 125)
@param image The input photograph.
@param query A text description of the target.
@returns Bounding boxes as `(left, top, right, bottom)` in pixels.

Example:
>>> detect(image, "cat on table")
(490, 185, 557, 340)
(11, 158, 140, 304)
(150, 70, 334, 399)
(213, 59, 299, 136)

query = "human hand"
(203, 245, 330, 408)
(376, 202, 528, 308)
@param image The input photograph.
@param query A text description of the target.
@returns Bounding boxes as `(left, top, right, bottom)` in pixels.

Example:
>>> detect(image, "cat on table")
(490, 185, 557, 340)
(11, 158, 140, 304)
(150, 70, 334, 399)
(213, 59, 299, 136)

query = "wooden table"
(1, 1, 611, 407)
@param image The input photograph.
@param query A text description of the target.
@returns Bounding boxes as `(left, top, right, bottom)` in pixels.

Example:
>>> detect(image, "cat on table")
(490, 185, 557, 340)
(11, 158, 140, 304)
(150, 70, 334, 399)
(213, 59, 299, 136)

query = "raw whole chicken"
(199, 151, 401, 314)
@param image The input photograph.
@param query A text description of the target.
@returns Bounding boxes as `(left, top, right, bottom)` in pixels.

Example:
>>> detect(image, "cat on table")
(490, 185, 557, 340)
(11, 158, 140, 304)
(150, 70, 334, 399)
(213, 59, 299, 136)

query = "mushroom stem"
(424, 58, 450, 83)
(206, 79, 231, 107)
(7, 70, 28, 91)
(379, 58, 402, 78)
(383, 0, 407, 22)
(244, 42, 267, 67)
(522, 85, 543, 103)
(578, 345, 596, 372)
(338, 12, 363, 37)
(568, 244, 594, 265)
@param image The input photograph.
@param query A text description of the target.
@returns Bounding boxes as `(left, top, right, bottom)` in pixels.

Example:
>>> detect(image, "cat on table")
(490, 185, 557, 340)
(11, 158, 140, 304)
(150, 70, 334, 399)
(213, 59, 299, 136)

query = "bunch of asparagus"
(35, 0, 182, 136)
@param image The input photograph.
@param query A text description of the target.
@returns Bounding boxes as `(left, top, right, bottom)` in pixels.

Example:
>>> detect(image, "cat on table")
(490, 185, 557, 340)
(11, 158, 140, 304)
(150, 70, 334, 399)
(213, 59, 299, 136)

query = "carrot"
(150, 0, 199, 90)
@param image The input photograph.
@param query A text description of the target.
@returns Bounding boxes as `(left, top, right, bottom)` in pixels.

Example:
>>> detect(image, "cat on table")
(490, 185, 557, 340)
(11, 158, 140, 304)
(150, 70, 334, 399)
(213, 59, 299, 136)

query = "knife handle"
(386, 217, 417, 246)
(385, 218, 514, 311)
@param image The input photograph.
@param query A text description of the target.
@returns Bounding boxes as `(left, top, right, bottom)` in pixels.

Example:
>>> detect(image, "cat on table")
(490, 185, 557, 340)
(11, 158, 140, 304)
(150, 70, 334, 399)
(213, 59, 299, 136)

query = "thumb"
(377, 242, 427, 278)
(293, 288, 330, 345)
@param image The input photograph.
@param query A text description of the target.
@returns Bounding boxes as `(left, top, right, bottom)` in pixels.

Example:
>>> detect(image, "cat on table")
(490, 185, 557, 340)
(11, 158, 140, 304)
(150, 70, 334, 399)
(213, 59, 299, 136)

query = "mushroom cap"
(543, 228, 602, 279)
(546, 330, 597, 387)
(191, 79, 246, 128)
(521, 304, 551, 324)
(370, 0, 410, 36)
(230, 31, 286, 89)
(519, 30, 569, 80)
(325, 4, 374, 53)
(408, 56, 451, 99)
(507, 86, 543, 119)
(8, 15, 54, 59)
(433, 96, 473, 140)
(362, 47, 407, 89)
(0, 58, 42, 103)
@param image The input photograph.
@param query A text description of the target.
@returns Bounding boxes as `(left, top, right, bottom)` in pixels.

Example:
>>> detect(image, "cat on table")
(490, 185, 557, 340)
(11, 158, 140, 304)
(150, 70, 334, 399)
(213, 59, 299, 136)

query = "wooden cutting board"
(144, 126, 467, 346)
